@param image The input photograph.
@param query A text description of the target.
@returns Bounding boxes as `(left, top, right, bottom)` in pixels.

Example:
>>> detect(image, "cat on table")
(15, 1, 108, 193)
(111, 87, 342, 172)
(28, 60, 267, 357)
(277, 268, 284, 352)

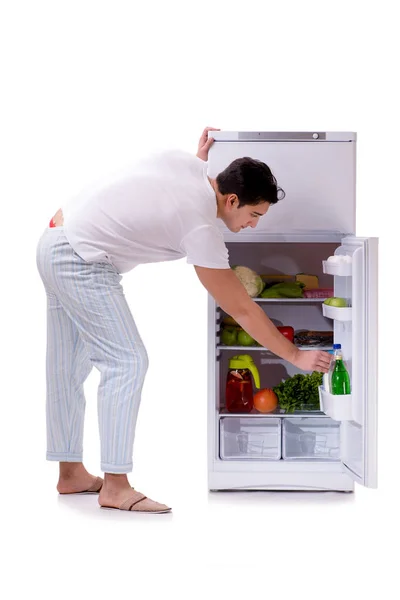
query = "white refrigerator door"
(207, 131, 356, 236)
(337, 236, 378, 488)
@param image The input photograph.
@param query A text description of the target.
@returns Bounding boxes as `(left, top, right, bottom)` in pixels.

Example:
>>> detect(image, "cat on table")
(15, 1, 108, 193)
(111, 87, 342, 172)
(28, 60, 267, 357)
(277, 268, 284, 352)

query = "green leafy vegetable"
(273, 371, 323, 412)
(260, 281, 305, 298)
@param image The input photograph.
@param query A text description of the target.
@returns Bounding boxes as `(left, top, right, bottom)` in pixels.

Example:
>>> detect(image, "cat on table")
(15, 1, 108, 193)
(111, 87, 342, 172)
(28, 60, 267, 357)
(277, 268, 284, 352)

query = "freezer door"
(207, 132, 356, 236)
(336, 236, 378, 488)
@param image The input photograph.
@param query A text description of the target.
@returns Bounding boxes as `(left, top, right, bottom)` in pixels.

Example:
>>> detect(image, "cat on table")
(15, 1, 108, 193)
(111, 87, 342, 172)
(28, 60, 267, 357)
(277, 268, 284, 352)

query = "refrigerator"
(206, 131, 378, 492)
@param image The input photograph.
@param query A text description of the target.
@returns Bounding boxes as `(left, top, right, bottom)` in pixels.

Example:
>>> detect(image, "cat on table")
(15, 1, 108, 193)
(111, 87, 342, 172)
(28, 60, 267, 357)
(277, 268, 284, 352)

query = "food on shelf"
(237, 330, 256, 346)
(261, 274, 296, 284)
(222, 315, 240, 327)
(220, 324, 259, 346)
(294, 330, 333, 347)
(295, 273, 319, 289)
(277, 326, 295, 342)
(231, 265, 265, 297)
(323, 297, 347, 307)
(303, 288, 334, 298)
(260, 281, 305, 298)
(273, 372, 323, 413)
(221, 327, 238, 346)
(253, 389, 278, 413)
(327, 255, 352, 264)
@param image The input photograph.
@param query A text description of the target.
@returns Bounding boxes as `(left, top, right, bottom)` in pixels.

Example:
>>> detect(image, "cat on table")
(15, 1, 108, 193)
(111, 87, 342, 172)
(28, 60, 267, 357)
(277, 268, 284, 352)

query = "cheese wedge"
(295, 273, 319, 289)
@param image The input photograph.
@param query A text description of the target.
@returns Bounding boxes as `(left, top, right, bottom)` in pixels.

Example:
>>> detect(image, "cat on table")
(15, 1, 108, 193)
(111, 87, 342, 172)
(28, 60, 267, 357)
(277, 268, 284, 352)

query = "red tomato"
(253, 389, 278, 413)
(277, 326, 294, 342)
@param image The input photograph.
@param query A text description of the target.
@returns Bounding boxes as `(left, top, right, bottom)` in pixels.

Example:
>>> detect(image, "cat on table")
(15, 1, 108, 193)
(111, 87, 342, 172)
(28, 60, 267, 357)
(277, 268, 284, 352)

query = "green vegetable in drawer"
(273, 372, 323, 412)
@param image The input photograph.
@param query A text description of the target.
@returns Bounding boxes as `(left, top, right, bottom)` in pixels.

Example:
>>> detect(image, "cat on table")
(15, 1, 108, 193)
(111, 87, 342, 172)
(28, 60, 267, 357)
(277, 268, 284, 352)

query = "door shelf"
(318, 386, 352, 421)
(322, 260, 352, 276)
(322, 304, 352, 321)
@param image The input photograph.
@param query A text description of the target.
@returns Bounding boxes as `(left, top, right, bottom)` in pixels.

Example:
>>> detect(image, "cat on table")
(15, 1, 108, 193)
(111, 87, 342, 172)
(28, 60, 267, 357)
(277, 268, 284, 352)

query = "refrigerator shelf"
(322, 304, 352, 321)
(219, 410, 325, 418)
(318, 386, 353, 421)
(218, 299, 330, 309)
(217, 345, 333, 352)
(253, 298, 329, 304)
(322, 260, 352, 276)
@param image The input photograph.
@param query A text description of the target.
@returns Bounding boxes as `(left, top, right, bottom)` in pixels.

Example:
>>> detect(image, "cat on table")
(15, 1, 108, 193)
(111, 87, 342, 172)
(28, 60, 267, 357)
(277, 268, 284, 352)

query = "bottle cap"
(333, 343, 341, 349)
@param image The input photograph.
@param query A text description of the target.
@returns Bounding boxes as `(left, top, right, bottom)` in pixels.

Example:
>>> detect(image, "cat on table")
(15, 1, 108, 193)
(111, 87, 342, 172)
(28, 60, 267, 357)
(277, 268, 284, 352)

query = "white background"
(0, 0, 397, 596)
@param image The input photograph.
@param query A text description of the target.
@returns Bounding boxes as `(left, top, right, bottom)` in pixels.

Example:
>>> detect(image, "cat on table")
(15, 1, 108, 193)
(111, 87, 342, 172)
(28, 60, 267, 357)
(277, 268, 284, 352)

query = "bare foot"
(57, 462, 103, 494)
(98, 474, 135, 508)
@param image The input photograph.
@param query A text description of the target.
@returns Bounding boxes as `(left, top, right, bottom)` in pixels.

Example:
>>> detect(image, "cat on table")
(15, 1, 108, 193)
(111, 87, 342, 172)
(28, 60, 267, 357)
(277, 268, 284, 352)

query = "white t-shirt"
(62, 150, 230, 274)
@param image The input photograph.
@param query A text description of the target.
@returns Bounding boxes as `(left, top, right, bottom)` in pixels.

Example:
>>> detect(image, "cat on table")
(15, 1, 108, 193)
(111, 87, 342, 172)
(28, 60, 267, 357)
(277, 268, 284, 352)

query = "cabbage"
(232, 265, 264, 297)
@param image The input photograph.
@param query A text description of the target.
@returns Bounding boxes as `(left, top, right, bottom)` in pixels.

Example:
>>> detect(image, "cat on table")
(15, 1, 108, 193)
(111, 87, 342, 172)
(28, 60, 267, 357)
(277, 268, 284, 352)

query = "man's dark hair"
(216, 157, 285, 207)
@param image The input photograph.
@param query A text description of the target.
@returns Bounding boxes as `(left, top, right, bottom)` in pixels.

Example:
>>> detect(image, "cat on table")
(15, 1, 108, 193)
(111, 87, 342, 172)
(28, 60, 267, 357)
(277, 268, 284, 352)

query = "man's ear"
(227, 194, 238, 208)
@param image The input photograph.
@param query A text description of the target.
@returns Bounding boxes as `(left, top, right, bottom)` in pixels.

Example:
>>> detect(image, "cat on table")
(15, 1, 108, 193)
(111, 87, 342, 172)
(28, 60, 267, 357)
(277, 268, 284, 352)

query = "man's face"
(222, 196, 270, 233)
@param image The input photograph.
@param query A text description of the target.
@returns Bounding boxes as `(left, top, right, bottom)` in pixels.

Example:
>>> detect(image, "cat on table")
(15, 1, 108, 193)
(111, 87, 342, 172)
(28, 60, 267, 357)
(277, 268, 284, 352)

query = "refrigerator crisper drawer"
(282, 418, 340, 460)
(220, 417, 281, 460)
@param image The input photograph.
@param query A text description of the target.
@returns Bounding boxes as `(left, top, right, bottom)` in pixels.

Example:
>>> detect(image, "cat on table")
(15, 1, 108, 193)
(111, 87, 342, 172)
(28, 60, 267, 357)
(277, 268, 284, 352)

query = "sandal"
(100, 489, 171, 513)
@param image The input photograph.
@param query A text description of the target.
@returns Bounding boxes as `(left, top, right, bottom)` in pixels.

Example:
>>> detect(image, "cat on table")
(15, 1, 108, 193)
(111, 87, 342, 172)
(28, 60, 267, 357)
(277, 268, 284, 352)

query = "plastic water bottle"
(331, 344, 351, 395)
(323, 350, 334, 393)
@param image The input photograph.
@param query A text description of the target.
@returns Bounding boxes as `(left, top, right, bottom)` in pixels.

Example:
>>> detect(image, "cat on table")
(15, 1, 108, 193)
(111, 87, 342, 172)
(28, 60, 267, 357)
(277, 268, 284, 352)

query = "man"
(36, 127, 331, 514)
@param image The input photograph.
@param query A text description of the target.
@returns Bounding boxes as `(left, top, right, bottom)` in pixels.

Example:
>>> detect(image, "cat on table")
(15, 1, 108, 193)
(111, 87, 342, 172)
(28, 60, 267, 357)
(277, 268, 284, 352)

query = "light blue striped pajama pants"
(36, 226, 149, 473)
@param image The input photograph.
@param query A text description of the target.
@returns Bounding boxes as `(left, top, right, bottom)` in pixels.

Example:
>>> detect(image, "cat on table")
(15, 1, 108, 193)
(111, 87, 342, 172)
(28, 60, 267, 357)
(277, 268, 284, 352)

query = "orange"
(253, 389, 278, 413)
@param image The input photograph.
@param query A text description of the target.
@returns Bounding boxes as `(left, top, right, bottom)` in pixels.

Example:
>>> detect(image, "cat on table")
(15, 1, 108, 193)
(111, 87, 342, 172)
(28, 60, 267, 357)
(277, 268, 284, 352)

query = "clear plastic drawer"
(220, 417, 281, 460)
(282, 418, 340, 460)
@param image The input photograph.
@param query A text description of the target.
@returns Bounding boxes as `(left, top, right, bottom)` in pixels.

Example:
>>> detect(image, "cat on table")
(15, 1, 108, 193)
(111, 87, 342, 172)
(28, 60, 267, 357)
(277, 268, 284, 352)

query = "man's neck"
(208, 177, 223, 218)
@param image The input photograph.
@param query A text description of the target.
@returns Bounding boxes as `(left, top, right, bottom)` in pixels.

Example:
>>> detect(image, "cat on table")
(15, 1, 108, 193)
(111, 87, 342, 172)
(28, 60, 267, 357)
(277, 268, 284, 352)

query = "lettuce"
(273, 371, 323, 413)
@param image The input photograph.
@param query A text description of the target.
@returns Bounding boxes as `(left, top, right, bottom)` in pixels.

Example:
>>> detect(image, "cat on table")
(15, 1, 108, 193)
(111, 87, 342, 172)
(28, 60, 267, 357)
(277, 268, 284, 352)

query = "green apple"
(324, 297, 347, 307)
(221, 327, 238, 346)
(237, 329, 256, 346)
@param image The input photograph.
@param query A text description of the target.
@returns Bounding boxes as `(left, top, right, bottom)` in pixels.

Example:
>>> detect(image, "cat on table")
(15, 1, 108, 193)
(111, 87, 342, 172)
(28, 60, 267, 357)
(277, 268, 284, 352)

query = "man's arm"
(194, 266, 331, 373)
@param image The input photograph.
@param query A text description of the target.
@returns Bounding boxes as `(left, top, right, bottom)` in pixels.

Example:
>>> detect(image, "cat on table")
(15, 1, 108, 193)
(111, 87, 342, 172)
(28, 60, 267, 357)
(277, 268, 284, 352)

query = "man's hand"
(290, 348, 332, 374)
(196, 126, 220, 161)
